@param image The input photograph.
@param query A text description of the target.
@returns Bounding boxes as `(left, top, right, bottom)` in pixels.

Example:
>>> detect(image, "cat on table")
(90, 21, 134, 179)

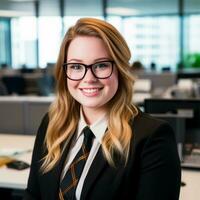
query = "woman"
(24, 18, 181, 200)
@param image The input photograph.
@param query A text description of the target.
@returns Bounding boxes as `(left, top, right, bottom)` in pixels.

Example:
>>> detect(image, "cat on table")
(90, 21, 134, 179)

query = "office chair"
(2, 75, 26, 95)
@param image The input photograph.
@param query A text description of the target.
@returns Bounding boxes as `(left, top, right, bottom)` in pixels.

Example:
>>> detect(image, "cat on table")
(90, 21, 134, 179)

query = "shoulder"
(130, 109, 180, 171)
(128, 110, 181, 199)
(38, 113, 49, 132)
(131, 109, 174, 146)
(33, 113, 49, 154)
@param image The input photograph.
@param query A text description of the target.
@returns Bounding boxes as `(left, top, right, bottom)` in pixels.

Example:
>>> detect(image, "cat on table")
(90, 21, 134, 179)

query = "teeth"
(82, 88, 99, 93)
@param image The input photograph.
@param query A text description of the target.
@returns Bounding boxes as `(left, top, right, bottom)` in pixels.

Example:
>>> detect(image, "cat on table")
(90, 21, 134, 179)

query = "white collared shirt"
(61, 110, 108, 200)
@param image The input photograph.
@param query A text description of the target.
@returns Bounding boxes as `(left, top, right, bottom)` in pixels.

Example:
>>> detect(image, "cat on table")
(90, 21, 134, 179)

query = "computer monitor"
(177, 69, 200, 80)
(144, 98, 200, 168)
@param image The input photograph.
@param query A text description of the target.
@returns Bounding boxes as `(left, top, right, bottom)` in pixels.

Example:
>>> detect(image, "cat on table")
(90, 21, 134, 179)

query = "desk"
(0, 134, 200, 200)
(0, 134, 35, 189)
(180, 169, 200, 200)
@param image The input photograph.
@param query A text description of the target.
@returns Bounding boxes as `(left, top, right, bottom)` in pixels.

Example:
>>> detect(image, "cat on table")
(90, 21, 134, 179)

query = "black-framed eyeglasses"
(63, 61, 114, 81)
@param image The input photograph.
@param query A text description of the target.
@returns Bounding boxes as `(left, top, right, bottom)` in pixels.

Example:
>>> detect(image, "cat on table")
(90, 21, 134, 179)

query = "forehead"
(67, 36, 110, 62)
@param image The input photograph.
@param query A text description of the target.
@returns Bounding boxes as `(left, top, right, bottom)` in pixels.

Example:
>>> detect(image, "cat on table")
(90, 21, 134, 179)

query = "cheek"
(67, 79, 79, 94)
(67, 78, 79, 86)
(111, 77, 119, 93)
(103, 73, 119, 94)
(109, 69, 118, 92)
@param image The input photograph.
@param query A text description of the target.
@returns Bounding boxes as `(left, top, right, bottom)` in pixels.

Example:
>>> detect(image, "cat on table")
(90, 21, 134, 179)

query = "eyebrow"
(67, 57, 111, 63)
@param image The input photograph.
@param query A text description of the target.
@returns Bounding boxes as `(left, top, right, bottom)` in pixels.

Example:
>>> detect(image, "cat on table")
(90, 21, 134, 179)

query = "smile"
(82, 88, 99, 93)
(80, 87, 102, 96)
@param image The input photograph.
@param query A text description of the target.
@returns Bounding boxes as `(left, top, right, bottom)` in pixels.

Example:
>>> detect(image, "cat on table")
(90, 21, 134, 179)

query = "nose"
(83, 68, 97, 82)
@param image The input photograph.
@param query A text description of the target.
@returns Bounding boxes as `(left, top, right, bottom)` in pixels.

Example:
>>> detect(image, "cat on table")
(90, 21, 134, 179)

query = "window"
(183, 15, 200, 68)
(123, 16, 180, 71)
(184, 15, 200, 53)
(38, 17, 62, 68)
(0, 18, 11, 67)
(11, 17, 37, 68)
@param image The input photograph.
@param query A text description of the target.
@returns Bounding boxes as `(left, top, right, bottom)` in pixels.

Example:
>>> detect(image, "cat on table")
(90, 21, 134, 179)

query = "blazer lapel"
(43, 141, 72, 200)
(80, 147, 107, 200)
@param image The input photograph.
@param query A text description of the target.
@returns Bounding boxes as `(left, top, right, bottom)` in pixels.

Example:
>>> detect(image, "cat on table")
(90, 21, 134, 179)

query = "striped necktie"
(59, 126, 94, 200)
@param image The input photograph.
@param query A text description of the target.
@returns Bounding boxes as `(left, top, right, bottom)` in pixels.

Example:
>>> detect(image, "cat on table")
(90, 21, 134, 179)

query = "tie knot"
(82, 126, 94, 151)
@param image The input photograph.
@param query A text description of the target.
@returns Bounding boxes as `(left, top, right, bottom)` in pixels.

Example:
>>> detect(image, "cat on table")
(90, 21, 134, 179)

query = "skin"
(67, 36, 119, 124)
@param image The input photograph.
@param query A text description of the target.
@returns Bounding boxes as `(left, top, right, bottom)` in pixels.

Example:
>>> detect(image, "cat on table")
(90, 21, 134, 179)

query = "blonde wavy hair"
(41, 18, 138, 173)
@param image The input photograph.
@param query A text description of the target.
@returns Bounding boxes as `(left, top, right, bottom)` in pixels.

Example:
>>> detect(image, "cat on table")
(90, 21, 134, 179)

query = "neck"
(82, 107, 107, 125)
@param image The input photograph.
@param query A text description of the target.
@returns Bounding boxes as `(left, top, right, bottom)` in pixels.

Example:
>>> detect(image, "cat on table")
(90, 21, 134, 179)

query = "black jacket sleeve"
(135, 122, 181, 200)
(23, 114, 49, 200)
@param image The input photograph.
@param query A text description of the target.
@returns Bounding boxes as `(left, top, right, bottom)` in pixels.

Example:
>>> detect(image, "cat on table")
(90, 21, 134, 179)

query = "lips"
(82, 88, 99, 93)
(80, 87, 103, 96)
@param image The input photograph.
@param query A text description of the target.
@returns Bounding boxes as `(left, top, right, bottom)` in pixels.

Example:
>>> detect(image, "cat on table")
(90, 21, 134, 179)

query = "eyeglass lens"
(65, 61, 113, 80)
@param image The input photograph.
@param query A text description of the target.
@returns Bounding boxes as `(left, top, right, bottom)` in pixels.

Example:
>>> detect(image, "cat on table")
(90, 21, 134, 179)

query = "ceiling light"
(8, 0, 37, 2)
(106, 7, 139, 16)
(0, 10, 31, 17)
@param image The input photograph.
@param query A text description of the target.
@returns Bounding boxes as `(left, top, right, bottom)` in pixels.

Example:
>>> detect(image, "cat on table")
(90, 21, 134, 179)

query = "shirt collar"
(77, 109, 108, 144)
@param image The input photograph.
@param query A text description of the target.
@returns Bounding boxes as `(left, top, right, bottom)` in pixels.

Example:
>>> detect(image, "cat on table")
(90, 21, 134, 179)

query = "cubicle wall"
(144, 98, 200, 168)
(0, 100, 24, 134)
(151, 113, 186, 161)
(0, 96, 54, 135)
(135, 71, 177, 90)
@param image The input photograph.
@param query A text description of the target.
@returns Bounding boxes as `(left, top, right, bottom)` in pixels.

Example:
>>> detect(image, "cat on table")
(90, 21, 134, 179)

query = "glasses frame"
(63, 60, 114, 81)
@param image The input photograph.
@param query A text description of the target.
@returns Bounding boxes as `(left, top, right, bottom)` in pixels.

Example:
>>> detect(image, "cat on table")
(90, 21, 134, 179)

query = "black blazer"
(24, 110, 181, 200)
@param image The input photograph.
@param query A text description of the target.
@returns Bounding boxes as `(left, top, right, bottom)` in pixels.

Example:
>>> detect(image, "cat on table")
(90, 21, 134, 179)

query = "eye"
(94, 62, 109, 69)
(68, 63, 83, 70)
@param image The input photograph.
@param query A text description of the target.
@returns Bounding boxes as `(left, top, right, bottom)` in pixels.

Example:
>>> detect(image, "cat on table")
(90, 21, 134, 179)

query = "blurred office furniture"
(175, 79, 193, 97)
(193, 80, 200, 98)
(134, 71, 176, 97)
(161, 66, 171, 72)
(164, 79, 194, 99)
(179, 169, 200, 200)
(0, 100, 24, 134)
(144, 98, 200, 169)
(0, 80, 8, 95)
(2, 76, 26, 95)
(0, 134, 34, 189)
(0, 96, 54, 135)
(151, 113, 186, 161)
(24, 99, 52, 134)
(36, 69, 55, 96)
(20, 68, 34, 74)
(0, 66, 20, 78)
(163, 78, 200, 99)
(132, 78, 152, 105)
(0, 134, 35, 199)
(177, 69, 200, 79)
(22, 72, 43, 95)
(132, 71, 177, 106)
(175, 69, 200, 99)
(133, 79, 152, 92)
(0, 68, 55, 96)
(22, 70, 55, 96)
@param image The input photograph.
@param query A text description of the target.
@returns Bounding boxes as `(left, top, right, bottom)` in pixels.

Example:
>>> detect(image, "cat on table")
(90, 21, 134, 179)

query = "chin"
(82, 104, 100, 109)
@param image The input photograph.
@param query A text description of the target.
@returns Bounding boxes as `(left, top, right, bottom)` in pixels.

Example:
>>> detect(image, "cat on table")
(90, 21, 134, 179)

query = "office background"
(1, 0, 200, 200)
(0, 0, 200, 71)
